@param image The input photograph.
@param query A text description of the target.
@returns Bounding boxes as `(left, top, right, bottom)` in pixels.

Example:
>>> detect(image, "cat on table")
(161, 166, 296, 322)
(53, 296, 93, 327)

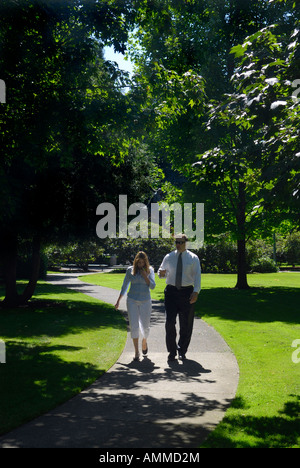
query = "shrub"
(284, 232, 300, 266)
(251, 257, 279, 273)
(105, 237, 175, 270)
(45, 241, 105, 271)
(195, 237, 237, 273)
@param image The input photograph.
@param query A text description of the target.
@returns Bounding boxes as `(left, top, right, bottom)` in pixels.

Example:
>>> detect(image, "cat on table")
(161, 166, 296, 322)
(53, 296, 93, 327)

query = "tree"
(284, 232, 300, 266)
(128, 0, 298, 288)
(228, 20, 300, 223)
(0, 0, 156, 307)
(193, 14, 300, 286)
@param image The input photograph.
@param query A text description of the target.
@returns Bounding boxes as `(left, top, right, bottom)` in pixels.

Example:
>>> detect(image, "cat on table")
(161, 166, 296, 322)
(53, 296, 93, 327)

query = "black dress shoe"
(178, 353, 186, 360)
(168, 353, 176, 361)
(142, 346, 148, 355)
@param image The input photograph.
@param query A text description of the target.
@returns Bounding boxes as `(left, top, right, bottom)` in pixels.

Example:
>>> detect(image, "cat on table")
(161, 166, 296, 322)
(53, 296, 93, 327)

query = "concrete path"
(0, 272, 239, 448)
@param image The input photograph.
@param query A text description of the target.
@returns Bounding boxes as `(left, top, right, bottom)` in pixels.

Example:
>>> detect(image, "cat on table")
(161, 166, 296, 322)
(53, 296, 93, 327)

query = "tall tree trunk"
(1, 232, 20, 307)
(1, 234, 41, 308)
(236, 237, 249, 289)
(235, 182, 250, 289)
(20, 236, 41, 304)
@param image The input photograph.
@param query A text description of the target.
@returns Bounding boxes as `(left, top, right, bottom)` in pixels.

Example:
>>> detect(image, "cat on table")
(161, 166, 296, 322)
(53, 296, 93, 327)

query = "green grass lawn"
(1, 272, 299, 447)
(79, 271, 300, 448)
(0, 281, 127, 435)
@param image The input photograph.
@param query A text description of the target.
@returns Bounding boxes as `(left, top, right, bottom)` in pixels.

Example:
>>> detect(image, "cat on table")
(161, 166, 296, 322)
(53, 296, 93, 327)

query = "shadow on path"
(0, 273, 239, 448)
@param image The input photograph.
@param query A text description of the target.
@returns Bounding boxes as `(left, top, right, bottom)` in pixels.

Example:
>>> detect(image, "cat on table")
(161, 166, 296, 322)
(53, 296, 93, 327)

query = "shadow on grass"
(197, 287, 300, 324)
(0, 282, 127, 435)
(202, 395, 300, 448)
(0, 282, 126, 340)
(0, 354, 226, 448)
(0, 340, 105, 436)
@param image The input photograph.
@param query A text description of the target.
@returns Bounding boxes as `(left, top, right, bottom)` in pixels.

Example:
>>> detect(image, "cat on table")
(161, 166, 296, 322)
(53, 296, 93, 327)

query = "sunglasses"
(175, 240, 186, 245)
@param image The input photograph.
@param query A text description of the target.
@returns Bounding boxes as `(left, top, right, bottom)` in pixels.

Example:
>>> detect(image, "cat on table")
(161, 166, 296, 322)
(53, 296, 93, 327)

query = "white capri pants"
(126, 297, 152, 339)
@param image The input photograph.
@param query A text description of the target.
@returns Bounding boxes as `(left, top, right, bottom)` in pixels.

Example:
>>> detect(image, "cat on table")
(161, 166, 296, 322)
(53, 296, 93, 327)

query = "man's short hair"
(174, 233, 188, 242)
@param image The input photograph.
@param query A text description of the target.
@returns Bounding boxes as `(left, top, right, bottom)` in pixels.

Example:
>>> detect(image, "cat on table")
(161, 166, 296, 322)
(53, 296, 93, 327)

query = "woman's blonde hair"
(132, 251, 150, 276)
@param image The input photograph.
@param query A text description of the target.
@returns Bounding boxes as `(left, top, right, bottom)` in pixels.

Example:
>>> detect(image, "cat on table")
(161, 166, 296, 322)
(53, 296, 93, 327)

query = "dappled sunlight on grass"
(0, 281, 127, 435)
(1, 272, 299, 446)
(194, 274, 300, 448)
(79, 271, 300, 447)
(202, 395, 300, 448)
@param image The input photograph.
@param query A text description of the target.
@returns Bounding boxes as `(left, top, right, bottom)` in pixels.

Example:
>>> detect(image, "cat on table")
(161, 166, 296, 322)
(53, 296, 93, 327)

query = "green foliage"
(104, 236, 175, 268)
(128, 0, 300, 289)
(45, 241, 105, 272)
(227, 22, 300, 222)
(192, 16, 300, 238)
(251, 256, 279, 273)
(195, 238, 238, 273)
(0, 1, 166, 244)
(0, 1, 170, 305)
(195, 236, 281, 273)
(284, 231, 300, 265)
(0, 1, 137, 235)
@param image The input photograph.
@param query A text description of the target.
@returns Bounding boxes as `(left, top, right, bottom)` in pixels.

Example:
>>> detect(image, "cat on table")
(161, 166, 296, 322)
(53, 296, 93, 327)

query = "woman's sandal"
(142, 339, 148, 355)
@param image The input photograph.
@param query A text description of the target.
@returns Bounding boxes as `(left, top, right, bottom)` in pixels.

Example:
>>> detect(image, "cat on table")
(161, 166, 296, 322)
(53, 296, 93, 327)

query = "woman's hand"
(140, 268, 150, 285)
(140, 268, 147, 278)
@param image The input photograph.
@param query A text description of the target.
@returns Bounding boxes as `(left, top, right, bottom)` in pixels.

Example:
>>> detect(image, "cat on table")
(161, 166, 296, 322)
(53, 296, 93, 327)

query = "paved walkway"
(0, 273, 239, 448)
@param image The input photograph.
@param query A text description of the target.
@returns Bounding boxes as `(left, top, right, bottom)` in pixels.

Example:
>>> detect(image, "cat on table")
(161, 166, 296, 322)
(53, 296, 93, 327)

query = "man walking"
(158, 234, 201, 361)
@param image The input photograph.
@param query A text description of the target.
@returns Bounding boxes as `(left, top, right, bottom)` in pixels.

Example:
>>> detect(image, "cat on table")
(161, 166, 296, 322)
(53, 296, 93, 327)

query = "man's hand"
(189, 292, 198, 304)
(158, 269, 167, 278)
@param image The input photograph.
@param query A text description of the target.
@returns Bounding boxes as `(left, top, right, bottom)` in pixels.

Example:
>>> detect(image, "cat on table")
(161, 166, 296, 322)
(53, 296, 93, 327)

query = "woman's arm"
(115, 267, 131, 309)
(114, 293, 123, 310)
(140, 266, 156, 289)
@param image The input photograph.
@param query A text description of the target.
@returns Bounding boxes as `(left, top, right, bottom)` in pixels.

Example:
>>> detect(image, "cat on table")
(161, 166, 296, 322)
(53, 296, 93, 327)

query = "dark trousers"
(164, 285, 195, 356)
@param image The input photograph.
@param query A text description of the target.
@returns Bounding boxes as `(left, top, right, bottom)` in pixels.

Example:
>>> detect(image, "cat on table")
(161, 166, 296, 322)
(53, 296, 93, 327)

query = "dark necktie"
(175, 253, 182, 290)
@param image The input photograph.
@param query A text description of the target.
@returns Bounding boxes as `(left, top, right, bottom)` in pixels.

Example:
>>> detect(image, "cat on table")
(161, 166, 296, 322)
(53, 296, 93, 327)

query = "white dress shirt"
(158, 250, 201, 293)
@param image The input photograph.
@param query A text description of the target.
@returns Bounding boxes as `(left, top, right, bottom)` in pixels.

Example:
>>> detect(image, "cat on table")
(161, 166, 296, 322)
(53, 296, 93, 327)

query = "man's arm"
(158, 256, 168, 278)
(193, 256, 201, 294)
(189, 257, 201, 303)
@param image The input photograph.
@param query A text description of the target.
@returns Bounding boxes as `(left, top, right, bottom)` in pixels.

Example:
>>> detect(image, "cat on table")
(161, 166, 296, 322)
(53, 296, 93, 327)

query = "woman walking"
(115, 251, 156, 361)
